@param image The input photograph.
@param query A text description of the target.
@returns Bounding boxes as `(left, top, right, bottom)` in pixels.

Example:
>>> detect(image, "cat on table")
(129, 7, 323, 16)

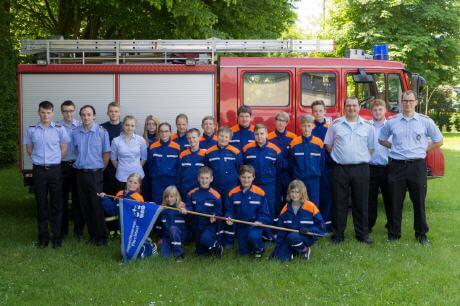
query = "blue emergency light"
(373, 44, 389, 60)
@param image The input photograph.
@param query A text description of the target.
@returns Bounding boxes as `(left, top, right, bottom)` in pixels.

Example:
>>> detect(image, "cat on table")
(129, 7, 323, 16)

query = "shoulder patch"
(289, 136, 303, 148)
(198, 149, 207, 157)
(324, 122, 330, 128)
(116, 190, 124, 198)
(169, 141, 181, 151)
(311, 136, 324, 149)
(227, 145, 241, 155)
(286, 131, 297, 139)
(205, 145, 219, 155)
(250, 185, 266, 196)
(171, 134, 179, 140)
(267, 131, 276, 140)
(301, 200, 320, 215)
(228, 186, 241, 197)
(231, 125, 240, 132)
(279, 203, 288, 215)
(188, 187, 199, 197)
(131, 192, 145, 202)
(248, 125, 255, 132)
(267, 142, 281, 154)
(209, 188, 221, 199)
(149, 140, 161, 150)
(242, 142, 256, 153)
(180, 149, 191, 159)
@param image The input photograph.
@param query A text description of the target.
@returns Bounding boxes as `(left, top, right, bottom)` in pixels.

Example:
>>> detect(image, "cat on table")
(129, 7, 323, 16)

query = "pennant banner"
(119, 198, 163, 261)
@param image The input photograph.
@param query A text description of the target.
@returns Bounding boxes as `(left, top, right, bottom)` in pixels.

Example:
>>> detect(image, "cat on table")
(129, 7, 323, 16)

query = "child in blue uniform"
(289, 115, 325, 206)
(171, 113, 190, 151)
(97, 173, 157, 258)
(148, 122, 181, 203)
(178, 128, 207, 199)
(199, 116, 218, 149)
(225, 165, 270, 257)
(185, 166, 223, 256)
(271, 180, 325, 261)
(156, 186, 187, 261)
(230, 105, 255, 150)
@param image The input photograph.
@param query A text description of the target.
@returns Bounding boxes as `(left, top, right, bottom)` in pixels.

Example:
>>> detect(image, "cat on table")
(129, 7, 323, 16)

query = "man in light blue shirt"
(59, 100, 84, 240)
(379, 90, 443, 244)
(24, 101, 69, 248)
(72, 105, 111, 246)
(324, 97, 374, 244)
(367, 99, 391, 234)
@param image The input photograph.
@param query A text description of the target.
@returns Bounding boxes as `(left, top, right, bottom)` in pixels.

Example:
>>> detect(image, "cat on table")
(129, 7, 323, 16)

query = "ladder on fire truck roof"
(21, 38, 335, 65)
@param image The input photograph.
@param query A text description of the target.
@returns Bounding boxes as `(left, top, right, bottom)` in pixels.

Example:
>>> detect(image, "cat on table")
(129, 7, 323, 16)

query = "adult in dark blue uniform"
(379, 90, 443, 244)
(72, 105, 111, 246)
(101, 102, 122, 197)
(24, 101, 69, 248)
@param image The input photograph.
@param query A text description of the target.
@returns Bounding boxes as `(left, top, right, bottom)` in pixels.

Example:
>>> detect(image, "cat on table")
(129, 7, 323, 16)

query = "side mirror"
(411, 74, 426, 100)
(353, 68, 374, 83)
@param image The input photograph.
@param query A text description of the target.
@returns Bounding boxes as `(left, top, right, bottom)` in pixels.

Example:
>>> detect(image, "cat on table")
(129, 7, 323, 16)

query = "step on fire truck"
(18, 39, 444, 186)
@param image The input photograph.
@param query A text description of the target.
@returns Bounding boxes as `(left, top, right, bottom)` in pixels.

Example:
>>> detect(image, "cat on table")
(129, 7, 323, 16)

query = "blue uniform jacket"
(289, 135, 325, 180)
(205, 144, 243, 192)
(186, 187, 223, 230)
(313, 119, 333, 165)
(242, 142, 285, 185)
(268, 130, 297, 172)
(178, 148, 206, 194)
(199, 133, 218, 150)
(225, 185, 270, 225)
(230, 124, 255, 150)
(102, 190, 144, 216)
(148, 139, 181, 180)
(171, 133, 190, 151)
(155, 206, 187, 237)
(276, 200, 325, 241)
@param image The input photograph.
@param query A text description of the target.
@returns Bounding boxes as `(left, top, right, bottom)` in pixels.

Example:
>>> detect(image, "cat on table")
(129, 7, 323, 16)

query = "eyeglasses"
(276, 118, 287, 122)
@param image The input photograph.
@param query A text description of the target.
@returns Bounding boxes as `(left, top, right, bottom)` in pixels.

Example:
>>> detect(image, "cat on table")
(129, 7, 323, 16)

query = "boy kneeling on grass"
(271, 180, 325, 261)
(184, 166, 224, 257)
(225, 165, 270, 258)
(97, 173, 156, 258)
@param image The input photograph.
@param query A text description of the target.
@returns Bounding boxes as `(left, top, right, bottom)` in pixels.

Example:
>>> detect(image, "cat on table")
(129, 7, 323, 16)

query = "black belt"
(336, 163, 368, 167)
(77, 168, 102, 172)
(34, 164, 60, 170)
(370, 164, 387, 168)
(389, 158, 424, 164)
(61, 160, 75, 166)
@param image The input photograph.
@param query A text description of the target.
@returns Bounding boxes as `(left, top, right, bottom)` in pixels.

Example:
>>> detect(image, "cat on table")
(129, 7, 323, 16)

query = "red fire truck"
(18, 39, 444, 186)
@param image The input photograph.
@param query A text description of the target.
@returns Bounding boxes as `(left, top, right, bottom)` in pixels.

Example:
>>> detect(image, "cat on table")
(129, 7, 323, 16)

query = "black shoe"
(356, 237, 373, 244)
(52, 241, 62, 249)
(386, 234, 400, 242)
(416, 235, 430, 245)
(35, 241, 49, 248)
(331, 235, 344, 244)
(95, 239, 107, 247)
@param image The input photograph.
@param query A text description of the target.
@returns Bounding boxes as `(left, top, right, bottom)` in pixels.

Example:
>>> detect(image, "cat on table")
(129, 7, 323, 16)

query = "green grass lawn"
(1, 134, 459, 305)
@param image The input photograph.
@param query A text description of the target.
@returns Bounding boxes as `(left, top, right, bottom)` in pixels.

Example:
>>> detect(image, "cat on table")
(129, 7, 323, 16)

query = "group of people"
(24, 90, 443, 262)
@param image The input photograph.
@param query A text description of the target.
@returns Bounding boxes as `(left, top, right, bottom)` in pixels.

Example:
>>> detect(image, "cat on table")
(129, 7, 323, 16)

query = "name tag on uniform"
(233, 201, 241, 205)
(283, 220, 292, 224)
(229, 139, 240, 143)
(265, 156, 276, 161)
(249, 200, 260, 205)
(246, 155, 256, 159)
(174, 220, 185, 223)
(195, 163, 204, 166)
(209, 157, 220, 162)
(310, 153, 321, 157)
(294, 152, 304, 156)
(167, 154, 178, 158)
(224, 157, 235, 161)
(181, 163, 191, 166)
(204, 202, 214, 207)
(153, 153, 163, 158)
(300, 220, 314, 224)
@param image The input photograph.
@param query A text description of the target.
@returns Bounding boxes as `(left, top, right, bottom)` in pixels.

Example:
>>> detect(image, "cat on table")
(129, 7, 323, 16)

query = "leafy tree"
(0, 0, 18, 166)
(325, 0, 460, 86)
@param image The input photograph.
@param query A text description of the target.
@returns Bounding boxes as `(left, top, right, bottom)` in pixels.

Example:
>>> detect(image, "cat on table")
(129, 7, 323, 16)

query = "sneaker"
(210, 244, 224, 257)
(254, 253, 263, 259)
(331, 235, 344, 244)
(175, 255, 185, 263)
(386, 234, 401, 242)
(301, 247, 311, 261)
